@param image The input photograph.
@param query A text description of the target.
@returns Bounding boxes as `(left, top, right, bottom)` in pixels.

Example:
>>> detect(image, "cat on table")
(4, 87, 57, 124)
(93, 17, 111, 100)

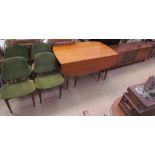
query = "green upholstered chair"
(5, 45, 29, 61)
(31, 43, 51, 60)
(34, 52, 64, 103)
(0, 57, 36, 114)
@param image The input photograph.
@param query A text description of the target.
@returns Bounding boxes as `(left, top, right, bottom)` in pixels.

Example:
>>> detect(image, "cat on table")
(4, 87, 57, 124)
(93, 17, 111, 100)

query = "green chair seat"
(35, 73, 64, 89)
(0, 80, 35, 99)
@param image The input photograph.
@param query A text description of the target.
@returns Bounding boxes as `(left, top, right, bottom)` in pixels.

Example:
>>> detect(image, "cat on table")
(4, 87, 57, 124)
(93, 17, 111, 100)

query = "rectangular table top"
(53, 41, 118, 64)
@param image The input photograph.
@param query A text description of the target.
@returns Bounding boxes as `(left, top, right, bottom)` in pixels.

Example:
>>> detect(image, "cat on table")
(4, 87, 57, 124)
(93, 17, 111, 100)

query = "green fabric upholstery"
(0, 80, 35, 99)
(1, 57, 31, 81)
(34, 52, 58, 73)
(5, 45, 29, 61)
(0, 57, 35, 113)
(35, 73, 64, 89)
(31, 43, 51, 60)
(34, 52, 64, 90)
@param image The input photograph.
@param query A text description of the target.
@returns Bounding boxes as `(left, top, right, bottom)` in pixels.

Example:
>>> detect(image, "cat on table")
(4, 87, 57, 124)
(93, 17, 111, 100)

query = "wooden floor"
(0, 58, 155, 116)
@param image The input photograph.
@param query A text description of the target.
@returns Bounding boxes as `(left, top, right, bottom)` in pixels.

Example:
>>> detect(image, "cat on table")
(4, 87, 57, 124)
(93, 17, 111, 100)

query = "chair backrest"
(34, 52, 57, 74)
(5, 45, 29, 61)
(1, 57, 31, 81)
(31, 43, 51, 60)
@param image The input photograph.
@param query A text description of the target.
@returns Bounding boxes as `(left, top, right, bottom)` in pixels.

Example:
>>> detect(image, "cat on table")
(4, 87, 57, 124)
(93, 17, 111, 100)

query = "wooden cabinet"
(5, 39, 41, 47)
(111, 42, 154, 67)
(136, 46, 153, 61)
(48, 39, 77, 46)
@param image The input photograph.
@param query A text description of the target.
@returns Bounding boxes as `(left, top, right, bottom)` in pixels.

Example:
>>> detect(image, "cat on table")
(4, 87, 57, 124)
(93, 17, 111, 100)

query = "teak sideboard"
(111, 42, 154, 67)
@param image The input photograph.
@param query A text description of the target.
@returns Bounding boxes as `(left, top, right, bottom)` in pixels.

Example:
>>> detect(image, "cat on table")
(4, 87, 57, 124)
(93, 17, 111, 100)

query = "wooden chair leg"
(83, 110, 89, 116)
(104, 70, 108, 80)
(59, 85, 62, 98)
(4, 99, 13, 114)
(74, 76, 78, 87)
(38, 90, 42, 104)
(62, 81, 65, 89)
(31, 93, 35, 107)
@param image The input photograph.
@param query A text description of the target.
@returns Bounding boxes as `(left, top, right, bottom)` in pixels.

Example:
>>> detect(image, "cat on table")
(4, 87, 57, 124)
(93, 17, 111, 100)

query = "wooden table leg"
(104, 70, 108, 80)
(66, 77, 69, 89)
(97, 70, 102, 81)
(74, 76, 78, 87)
(59, 85, 62, 98)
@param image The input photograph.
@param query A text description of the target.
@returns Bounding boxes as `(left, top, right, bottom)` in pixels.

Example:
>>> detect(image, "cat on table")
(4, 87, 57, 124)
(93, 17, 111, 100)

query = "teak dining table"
(53, 41, 118, 88)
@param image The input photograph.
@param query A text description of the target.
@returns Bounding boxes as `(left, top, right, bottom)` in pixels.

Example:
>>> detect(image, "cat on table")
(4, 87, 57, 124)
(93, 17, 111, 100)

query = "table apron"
(61, 56, 118, 76)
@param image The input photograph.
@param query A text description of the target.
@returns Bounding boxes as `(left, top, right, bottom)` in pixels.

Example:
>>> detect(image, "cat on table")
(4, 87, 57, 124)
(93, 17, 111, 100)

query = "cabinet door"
(136, 47, 153, 61)
(122, 50, 139, 64)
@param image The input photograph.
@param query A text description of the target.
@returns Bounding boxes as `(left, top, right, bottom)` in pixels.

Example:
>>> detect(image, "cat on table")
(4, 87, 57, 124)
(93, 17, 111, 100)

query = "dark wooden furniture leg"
(74, 76, 78, 87)
(59, 85, 62, 98)
(62, 75, 65, 89)
(97, 70, 101, 81)
(38, 90, 42, 104)
(104, 70, 108, 80)
(4, 99, 13, 114)
(66, 77, 69, 89)
(31, 94, 35, 107)
(83, 110, 89, 116)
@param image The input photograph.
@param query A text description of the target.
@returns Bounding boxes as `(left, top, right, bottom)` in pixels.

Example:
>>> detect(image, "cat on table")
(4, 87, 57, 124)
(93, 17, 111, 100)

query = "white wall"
(0, 39, 5, 49)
